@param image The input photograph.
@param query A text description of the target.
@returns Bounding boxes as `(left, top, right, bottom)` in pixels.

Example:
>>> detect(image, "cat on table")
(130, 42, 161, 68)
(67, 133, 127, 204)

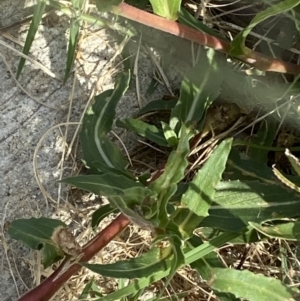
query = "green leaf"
(208, 268, 298, 301)
(17, 1, 46, 78)
(7, 217, 66, 268)
(64, 0, 85, 83)
(188, 236, 240, 301)
(170, 50, 225, 131)
(200, 180, 300, 232)
(248, 118, 276, 163)
(200, 227, 262, 245)
(170, 208, 200, 240)
(285, 149, 300, 177)
(92, 204, 117, 229)
(168, 234, 185, 281)
(149, 0, 181, 21)
(230, 0, 300, 56)
(62, 173, 155, 228)
(95, 231, 240, 301)
(228, 148, 300, 189)
(182, 139, 232, 216)
(161, 121, 178, 146)
(172, 139, 232, 239)
(173, 153, 300, 233)
(80, 72, 130, 173)
(178, 7, 224, 39)
(138, 99, 177, 115)
(81, 247, 171, 278)
(250, 220, 300, 241)
(273, 166, 300, 193)
(62, 174, 143, 199)
(150, 125, 190, 227)
(78, 276, 103, 299)
(188, 235, 224, 279)
(116, 119, 169, 147)
(227, 148, 281, 183)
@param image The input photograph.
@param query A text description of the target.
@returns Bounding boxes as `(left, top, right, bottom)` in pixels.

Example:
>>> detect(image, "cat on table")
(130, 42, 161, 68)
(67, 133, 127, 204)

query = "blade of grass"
(64, 0, 85, 83)
(17, 0, 46, 78)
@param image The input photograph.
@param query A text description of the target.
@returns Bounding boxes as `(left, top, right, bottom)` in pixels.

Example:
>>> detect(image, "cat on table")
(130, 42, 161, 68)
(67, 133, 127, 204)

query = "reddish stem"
(17, 3, 300, 300)
(115, 3, 300, 75)
(18, 214, 130, 301)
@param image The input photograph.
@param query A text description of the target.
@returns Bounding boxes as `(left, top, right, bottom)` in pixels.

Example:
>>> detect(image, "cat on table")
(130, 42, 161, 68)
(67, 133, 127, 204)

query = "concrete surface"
(0, 2, 178, 300)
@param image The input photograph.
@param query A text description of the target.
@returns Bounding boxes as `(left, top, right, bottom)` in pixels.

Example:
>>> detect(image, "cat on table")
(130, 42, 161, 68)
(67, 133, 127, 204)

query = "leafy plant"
(7, 0, 300, 301)
(10, 59, 300, 301)
(16, 0, 300, 78)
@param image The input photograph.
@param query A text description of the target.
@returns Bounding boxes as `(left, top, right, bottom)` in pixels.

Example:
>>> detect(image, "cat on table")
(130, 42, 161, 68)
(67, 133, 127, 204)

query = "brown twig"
(18, 214, 130, 301)
(114, 3, 300, 75)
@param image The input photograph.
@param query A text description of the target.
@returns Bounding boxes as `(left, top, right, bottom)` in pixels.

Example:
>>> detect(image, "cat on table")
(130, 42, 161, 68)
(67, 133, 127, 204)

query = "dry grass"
(2, 0, 300, 300)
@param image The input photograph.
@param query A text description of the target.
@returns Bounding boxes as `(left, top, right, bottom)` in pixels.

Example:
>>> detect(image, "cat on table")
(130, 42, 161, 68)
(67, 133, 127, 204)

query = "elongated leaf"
(78, 277, 94, 300)
(17, 1, 46, 78)
(227, 149, 284, 184)
(179, 7, 224, 39)
(138, 99, 177, 115)
(170, 50, 225, 131)
(92, 72, 129, 132)
(82, 247, 171, 278)
(200, 180, 300, 232)
(64, 0, 85, 83)
(80, 72, 130, 173)
(168, 234, 185, 282)
(248, 118, 276, 163)
(188, 236, 240, 301)
(62, 174, 144, 198)
(228, 149, 300, 189)
(285, 149, 300, 177)
(8, 217, 66, 267)
(150, 125, 190, 227)
(231, 0, 300, 56)
(92, 204, 117, 229)
(173, 155, 300, 233)
(200, 227, 261, 245)
(116, 119, 169, 147)
(182, 139, 232, 216)
(273, 167, 300, 193)
(62, 173, 155, 227)
(95, 232, 240, 301)
(161, 121, 178, 146)
(171, 208, 200, 240)
(78, 276, 103, 299)
(149, 0, 181, 21)
(208, 268, 298, 301)
(249, 220, 300, 241)
(172, 139, 232, 239)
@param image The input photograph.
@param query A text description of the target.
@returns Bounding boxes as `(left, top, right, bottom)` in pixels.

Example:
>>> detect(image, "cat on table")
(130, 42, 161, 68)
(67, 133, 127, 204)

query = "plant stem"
(114, 3, 300, 75)
(18, 214, 130, 301)
(45, 0, 300, 75)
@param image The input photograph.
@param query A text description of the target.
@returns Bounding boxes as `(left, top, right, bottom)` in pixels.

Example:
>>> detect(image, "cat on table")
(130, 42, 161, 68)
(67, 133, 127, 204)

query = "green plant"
(10, 60, 300, 301)
(7, 0, 300, 300)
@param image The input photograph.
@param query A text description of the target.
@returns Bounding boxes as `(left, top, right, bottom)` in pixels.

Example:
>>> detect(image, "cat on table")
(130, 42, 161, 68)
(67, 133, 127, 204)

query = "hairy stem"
(18, 214, 130, 301)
